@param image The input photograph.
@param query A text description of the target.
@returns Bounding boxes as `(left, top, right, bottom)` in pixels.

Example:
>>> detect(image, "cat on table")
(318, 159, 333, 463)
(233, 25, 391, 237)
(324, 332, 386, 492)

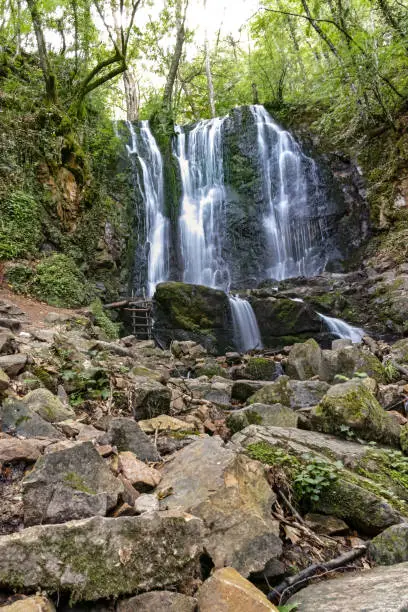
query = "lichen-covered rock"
(0, 513, 203, 602)
(157, 436, 281, 576)
(107, 418, 161, 462)
(313, 380, 401, 445)
(131, 376, 171, 420)
(153, 282, 232, 354)
(0, 367, 10, 391)
(320, 345, 386, 383)
(287, 561, 408, 611)
(286, 338, 323, 380)
(22, 441, 123, 525)
(0, 596, 55, 612)
(227, 403, 298, 434)
(22, 388, 75, 422)
(0, 399, 64, 440)
(401, 425, 408, 454)
(241, 357, 280, 381)
(197, 567, 279, 612)
(389, 338, 408, 364)
(368, 523, 408, 565)
(117, 591, 196, 612)
(248, 376, 329, 410)
(231, 379, 266, 402)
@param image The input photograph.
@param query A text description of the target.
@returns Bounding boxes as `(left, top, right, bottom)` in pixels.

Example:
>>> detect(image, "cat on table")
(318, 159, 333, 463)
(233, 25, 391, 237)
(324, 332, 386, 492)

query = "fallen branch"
(268, 543, 367, 604)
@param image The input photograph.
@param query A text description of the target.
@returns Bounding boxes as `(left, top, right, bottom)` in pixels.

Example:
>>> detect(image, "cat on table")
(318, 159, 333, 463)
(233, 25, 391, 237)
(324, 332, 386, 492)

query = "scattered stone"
(0, 436, 46, 462)
(117, 591, 196, 612)
(227, 403, 298, 433)
(0, 368, 10, 391)
(131, 377, 172, 420)
(134, 493, 160, 514)
(0, 596, 55, 611)
(1, 399, 64, 439)
(138, 415, 195, 433)
(157, 436, 281, 576)
(107, 418, 161, 462)
(248, 376, 329, 410)
(197, 567, 279, 611)
(225, 352, 241, 365)
(0, 354, 27, 376)
(22, 441, 123, 525)
(0, 317, 21, 332)
(22, 388, 75, 422)
(231, 380, 266, 402)
(287, 561, 408, 611)
(368, 523, 408, 565)
(0, 513, 203, 602)
(118, 451, 161, 490)
(304, 513, 349, 535)
(0, 330, 17, 355)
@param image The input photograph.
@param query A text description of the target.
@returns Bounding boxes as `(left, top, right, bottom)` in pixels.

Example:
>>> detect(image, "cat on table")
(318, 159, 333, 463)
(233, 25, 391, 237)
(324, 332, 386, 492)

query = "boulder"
(231, 380, 267, 402)
(241, 357, 280, 381)
(117, 591, 196, 612)
(227, 403, 298, 434)
(153, 282, 233, 354)
(138, 415, 195, 433)
(0, 368, 10, 391)
(286, 338, 323, 380)
(248, 376, 329, 410)
(118, 451, 161, 490)
(0, 354, 27, 376)
(22, 441, 123, 525)
(0, 330, 17, 355)
(389, 338, 408, 364)
(304, 513, 349, 535)
(313, 379, 401, 445)
(0, 596, 55, 612)
(131, 377, 171, 420)
(0, 399, 64, 439)
(319, 345, 386, 383)
(107, 418, 161, 462)
(134, 493, 159, 514)
(287, 561, 408, 611)
(157, 436, 281, 576)
(22, 388, 75, 422)
(0, 513, 203, 602)
(0, 436, 46, 462)
(197, 567, 278, 612)
(368, 523, 408, 565)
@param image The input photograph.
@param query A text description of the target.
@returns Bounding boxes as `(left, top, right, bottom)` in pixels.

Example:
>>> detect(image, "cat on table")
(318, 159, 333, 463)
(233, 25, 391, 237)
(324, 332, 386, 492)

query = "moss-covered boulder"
(248, 376, 329, 410)
(368, 523, 408, 565)
(241, 357, 280, 381)
(313, 380, 400, 445)
(251, 297, 322, 348)
(22, 388, 75, 423)
(227, 403, 298, 434)
(320, 345, 386, 383)
(390, 339, 408, 365)
(153, 282, 232, 354)
(286, 338, 323, 380)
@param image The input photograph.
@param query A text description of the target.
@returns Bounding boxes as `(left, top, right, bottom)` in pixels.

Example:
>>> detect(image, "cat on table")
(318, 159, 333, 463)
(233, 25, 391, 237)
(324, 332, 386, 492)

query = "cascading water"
(250, 105, 327, 281)
(318, 313, 365, 343)
(126, 120, 169, 297)
(174, 118, 230, 291)
(229, 296, 263, 353)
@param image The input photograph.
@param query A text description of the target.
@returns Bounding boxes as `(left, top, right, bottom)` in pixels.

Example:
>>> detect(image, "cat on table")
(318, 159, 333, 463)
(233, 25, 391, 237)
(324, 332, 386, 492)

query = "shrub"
(31, 254, 93, 307)
(0, 191, 42, 260)
(90, 299, 120, 339)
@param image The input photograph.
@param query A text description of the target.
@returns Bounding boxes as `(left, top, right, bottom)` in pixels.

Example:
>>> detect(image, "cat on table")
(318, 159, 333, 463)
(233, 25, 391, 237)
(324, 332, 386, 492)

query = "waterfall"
(229, 296, 263, 353)
(126, 120, 169, 297)
(174, 118, 230, 291)
(318, 313, 365, 344)
(250, 105, 327, 281)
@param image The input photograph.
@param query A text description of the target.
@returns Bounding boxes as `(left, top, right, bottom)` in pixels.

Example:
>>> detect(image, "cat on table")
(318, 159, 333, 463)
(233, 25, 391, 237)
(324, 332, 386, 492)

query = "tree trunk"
(203, 0, 216, 117)
(26, 0, 57, 102)
(300, 0, 340, 57)
(162, 0, 188, 114)
(123, 69, 139, 121)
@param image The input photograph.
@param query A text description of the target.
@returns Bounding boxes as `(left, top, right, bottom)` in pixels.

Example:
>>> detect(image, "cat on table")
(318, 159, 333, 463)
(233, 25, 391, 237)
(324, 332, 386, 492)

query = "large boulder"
(251, 297, 321, 348)
(287, 562, 408, 611)
(131, 377, 171, 420)
(231, 380, 267, 402)
(368, 523, 408, 565)
(319, 345, 386, 383)
(227, 403, 298, 434)
(286, 338, 323, 380)
(248, 376, 329, 410)
(156, 436, 281, 576)
(153, 282, 232, 354)
(0, 436, 46, 463)
(22, 388, 75, 423)
(313, 379, 401, 445)
(0, 514, 203, 602)
(197, 567, 278, 612)
(0, 596, 55, 612)
(107, 418, 161, 462)
(0, 399, 64, 439)
(117, 591, 196, 612)
(0, 354, 27, 376)
(22, 441, 123, 525)
(241, 357, 280, 381)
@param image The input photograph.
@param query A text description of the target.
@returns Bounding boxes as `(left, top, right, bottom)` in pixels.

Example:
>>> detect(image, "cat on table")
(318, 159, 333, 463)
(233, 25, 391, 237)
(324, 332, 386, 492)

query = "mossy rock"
(368, 523, 408, 565)
(319, 346, 386, 384)
(22, 388, 75, 423)
(286, 338, 322, 380)
(313, 380, 401, 446)
(401, 425, 408, 455)
(242, 357, 279, 381)
(248, 376, 329, 410)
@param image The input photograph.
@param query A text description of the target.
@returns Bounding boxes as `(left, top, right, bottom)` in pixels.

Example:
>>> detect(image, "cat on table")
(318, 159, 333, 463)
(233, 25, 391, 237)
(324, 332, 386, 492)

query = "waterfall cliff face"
(126, 120, 169, 297)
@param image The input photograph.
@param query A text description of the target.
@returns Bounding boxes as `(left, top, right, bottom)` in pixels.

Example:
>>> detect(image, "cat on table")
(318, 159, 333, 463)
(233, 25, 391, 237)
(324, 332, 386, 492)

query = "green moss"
(0, 191, 43, 260)
(244, 357, 277, 380)
(248, 375, 293, 407)
(31, 254, 94, 307)
(90, 299, 120, 339)
(64, 472, 96, 495)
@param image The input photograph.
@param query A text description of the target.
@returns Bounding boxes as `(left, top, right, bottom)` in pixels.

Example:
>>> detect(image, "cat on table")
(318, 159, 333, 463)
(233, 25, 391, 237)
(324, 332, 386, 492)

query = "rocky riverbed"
(1, 295, 408, 611)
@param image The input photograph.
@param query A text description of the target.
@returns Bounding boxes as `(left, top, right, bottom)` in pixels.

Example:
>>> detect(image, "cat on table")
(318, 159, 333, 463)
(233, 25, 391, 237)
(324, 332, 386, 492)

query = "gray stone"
(248, 376, 329, 410)
(332, 338, 353, 350)
(0, 400, 64, 439)
(0, 595, 55, 612)
(134, 494, 159, 514)
(227, 403, 298, 433)
(117, 592, 196, 612)
(0, 513, 203, 602)
(0, 330, 17, 355)
(22, 388, 75, 422)
(304, 513, 349, 535)
(0, 368, 10, 391)
(0, 353, 27, 376)
(0, 436, 47, 462)
(319, 345, 386, 383)
(22, 441, 123, 525)
(231, 380, 267, 402)
(157, 436, 281, 576)
(286, 339, 323, 380)
(131, 377, 172, 420)
(368, 523, 408, 565)
(287, 562, 408, 611)
(107, 418, 161, 462)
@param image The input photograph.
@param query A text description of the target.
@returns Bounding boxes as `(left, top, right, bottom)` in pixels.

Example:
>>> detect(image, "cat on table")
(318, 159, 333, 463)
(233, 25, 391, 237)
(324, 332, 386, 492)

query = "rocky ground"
(1, 293, 408, 611)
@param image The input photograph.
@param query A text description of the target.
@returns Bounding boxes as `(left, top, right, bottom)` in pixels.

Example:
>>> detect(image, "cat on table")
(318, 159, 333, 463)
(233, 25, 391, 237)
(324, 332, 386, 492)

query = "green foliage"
(90, 299, 120, 340)
(384, 360, 400, 383)
(246, 442, 299, 471)
(0, 191, 42, 260)
(5, 264, 34, 292)
(294, 454, 341, 503)
(277, 605, 298, 612)
(31, 254, 94, 308)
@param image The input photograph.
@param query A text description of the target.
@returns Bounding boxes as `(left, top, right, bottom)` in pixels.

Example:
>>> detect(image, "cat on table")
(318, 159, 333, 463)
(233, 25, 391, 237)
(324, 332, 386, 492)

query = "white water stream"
(229, 295, 263, 353)
(318, 313, 365, 343)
